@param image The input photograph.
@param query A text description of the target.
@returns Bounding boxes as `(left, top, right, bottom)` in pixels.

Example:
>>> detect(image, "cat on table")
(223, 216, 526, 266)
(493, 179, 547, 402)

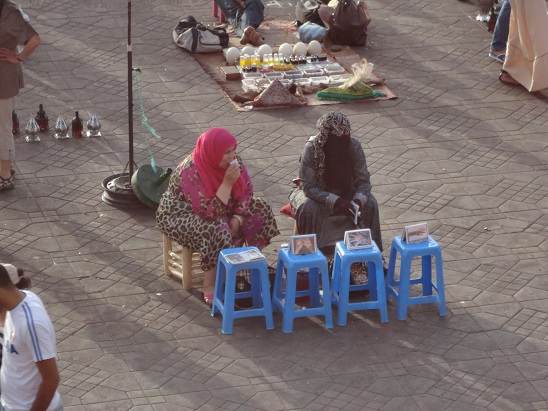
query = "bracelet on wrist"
(16, 55, 23, 62)
(233, 214, 244, 224)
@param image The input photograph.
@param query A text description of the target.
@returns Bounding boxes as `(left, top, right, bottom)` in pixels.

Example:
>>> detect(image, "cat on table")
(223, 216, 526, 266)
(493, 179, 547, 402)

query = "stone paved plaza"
(1, 0, 547, 409)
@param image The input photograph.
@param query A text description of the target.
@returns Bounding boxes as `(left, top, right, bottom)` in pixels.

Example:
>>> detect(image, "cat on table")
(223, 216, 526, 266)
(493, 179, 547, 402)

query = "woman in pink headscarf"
(156, 128, 279, 305)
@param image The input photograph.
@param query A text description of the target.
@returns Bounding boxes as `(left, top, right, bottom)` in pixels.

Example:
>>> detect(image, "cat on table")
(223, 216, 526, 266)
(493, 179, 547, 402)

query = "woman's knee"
(296, 199, 322, 220)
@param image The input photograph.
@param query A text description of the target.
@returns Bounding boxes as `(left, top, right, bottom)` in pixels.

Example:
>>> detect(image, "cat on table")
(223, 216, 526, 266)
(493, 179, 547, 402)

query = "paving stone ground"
(1, 0, 547, 410)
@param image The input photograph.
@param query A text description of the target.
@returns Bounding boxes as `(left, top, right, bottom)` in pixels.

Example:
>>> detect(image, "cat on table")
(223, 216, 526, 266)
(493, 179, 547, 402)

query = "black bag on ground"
(328, 0, 371, 46)
(174, 15, 200, 34)
(172, 16, 229, 53)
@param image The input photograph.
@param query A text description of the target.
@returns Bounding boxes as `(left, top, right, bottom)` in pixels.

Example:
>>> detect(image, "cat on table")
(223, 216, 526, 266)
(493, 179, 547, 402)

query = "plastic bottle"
(71, 111, 83, 138)
(35, 104, 49, 131)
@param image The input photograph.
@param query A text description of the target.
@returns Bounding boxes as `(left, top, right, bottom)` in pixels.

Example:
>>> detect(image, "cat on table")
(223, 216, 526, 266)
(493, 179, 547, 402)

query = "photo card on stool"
(290, 234, 317, 255)
(344, 228, 372, 250)
(224, 248, 265, 265)
(402, 222, 429, 244)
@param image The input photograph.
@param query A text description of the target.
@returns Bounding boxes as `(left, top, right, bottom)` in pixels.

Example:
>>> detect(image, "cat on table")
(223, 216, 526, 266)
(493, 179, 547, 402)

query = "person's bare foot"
(249, 30, 264, 46)
(499, 70, 520, 86)
(240, 26, 255, 45)
(203, 291, 214, 307)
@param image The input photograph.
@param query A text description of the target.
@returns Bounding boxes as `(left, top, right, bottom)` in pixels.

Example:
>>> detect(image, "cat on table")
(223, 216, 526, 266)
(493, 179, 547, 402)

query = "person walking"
(499, 0, 548, 91)
(488, 0, 511, 63)
(0, 263, 63, 411)
(0, 0, 41, 191)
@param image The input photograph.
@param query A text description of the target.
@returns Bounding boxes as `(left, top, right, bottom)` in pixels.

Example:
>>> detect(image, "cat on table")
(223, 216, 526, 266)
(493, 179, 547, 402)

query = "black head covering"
(312, 111, 353, 196)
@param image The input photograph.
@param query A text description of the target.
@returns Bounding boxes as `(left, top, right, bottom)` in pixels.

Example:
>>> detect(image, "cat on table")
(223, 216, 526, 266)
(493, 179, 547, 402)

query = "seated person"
(156, 128, 279, 306)
(289, 111, 383, 253)
(214, 0, 265, 45)
(295, 0, 331, 27)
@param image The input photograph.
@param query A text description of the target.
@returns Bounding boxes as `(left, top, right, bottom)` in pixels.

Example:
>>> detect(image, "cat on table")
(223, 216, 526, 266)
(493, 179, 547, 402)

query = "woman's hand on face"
(229, 217, 241, 236)
(222, 162, 240, 186)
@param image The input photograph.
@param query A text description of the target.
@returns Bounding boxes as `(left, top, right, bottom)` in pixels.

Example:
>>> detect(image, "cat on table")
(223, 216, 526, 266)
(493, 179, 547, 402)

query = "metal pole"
(128, 0, 134, 179)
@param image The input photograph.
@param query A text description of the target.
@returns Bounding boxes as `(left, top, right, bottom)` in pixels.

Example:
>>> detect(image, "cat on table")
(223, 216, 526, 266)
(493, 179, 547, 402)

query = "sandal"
(203, 292, 214, 307)
(488, 52, 505, 64)
(350, 262, 368, 285)
(0, 175, 14, 191)
(499, 70, 521, 86)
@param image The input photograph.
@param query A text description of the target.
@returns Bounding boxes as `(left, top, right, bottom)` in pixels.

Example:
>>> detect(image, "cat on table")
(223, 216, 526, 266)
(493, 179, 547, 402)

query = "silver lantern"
(86, 113, 101, 137)
(53, 115, 70, 139)
(24, 116, 41, 143)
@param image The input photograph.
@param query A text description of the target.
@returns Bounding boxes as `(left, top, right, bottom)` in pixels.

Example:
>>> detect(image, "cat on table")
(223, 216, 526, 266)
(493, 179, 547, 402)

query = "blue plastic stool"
(331, 241, 389, 326)
(211, 247, 274, 334)
(386, 235, 447, 320)
(272, 248, 333, 333)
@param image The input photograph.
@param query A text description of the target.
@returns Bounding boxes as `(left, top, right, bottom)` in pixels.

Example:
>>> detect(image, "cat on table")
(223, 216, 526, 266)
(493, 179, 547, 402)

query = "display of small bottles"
(34, 103, 49, 131)
(71, 111, 83, 138)
(12, 110, 19, 134)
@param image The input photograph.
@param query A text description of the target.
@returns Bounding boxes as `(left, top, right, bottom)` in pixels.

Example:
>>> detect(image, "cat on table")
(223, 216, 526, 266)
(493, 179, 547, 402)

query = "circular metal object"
(101, 173, 143, 208)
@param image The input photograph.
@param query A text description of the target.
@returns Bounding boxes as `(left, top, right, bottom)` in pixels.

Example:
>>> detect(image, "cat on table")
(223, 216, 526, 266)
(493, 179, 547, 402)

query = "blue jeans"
(490, 0, 511, 51)
(213, 0, 265, 37)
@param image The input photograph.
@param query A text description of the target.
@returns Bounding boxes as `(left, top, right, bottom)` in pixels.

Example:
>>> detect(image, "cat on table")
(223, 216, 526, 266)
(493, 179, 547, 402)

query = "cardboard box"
(220, 65, 241, 81)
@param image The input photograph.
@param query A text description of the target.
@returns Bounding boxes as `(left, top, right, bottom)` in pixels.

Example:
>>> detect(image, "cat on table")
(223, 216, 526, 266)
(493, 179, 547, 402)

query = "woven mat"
(192, 19, 397, 111)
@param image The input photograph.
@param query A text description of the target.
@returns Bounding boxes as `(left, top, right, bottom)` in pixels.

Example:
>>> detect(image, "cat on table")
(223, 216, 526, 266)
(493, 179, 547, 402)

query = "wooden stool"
(163, 235, 204, 290)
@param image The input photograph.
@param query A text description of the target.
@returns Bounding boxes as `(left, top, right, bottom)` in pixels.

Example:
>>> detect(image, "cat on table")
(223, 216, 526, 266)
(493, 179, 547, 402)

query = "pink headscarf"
(191, 128, 247, 201)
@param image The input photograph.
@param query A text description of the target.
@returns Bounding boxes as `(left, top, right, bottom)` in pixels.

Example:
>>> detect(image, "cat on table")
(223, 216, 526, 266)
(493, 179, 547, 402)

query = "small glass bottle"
(12, 110, 19, 134)
(253, 53, 260, 67)
(34, 104, 49, 132)
(71, 111, 83, 138)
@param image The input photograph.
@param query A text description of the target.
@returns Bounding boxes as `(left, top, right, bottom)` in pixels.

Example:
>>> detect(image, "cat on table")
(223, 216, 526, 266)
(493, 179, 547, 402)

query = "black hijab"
(312, 111, 353, 197)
